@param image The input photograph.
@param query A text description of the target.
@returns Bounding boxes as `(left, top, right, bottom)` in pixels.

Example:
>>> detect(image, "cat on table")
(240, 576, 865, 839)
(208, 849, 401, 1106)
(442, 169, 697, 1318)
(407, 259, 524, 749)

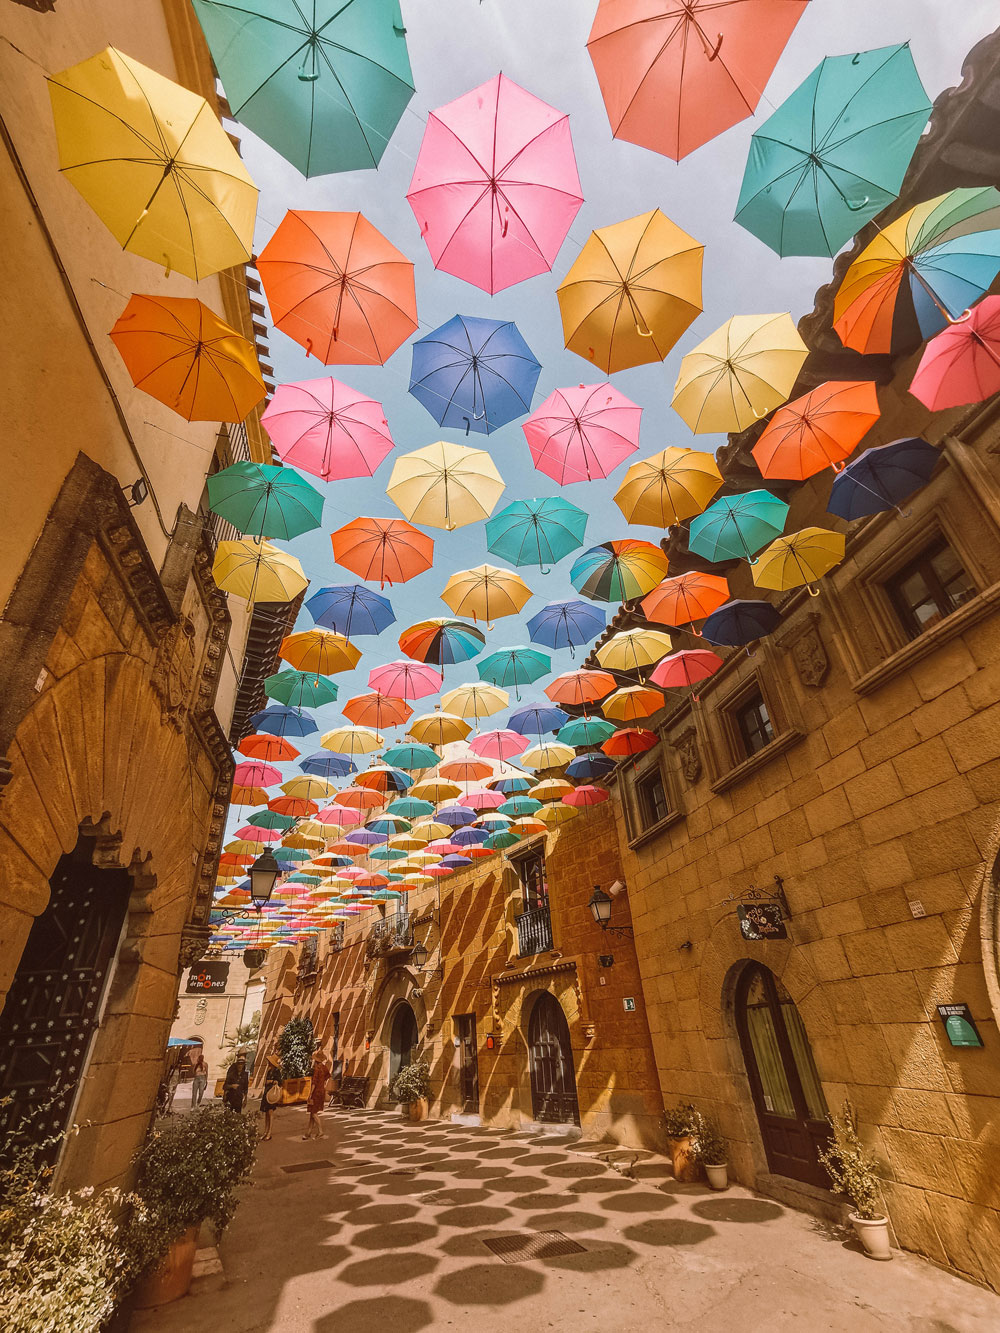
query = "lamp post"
(410, 940, 429, 969)
(587, 884, 633, 938)
(249, 849, 280, 908)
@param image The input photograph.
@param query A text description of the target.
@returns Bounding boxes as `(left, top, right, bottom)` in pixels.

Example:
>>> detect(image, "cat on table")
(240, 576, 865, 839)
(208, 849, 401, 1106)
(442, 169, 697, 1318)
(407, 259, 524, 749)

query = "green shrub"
(278, 1016, 315, 1080)
(817, 1100, 884, 1221)
(389, 1061, 430, 1105)
(690, 1110, 727, 1165)
(660, 1101, 696, 1139)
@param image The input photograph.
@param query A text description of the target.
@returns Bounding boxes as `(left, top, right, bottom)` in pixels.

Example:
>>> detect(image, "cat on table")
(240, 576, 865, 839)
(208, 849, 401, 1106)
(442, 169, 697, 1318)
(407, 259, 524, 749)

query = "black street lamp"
(410, 940, 429, 969)
(249, 849, 280, 907)
(587, 884, 633, 938)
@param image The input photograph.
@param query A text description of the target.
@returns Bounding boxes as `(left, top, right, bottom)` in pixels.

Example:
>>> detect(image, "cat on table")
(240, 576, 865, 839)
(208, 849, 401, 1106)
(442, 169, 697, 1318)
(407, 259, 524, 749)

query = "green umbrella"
(265, 669, 339, 709)
(736, 44, 931, 257)
(207, 461, 324, 539)
(485, 497, 588, 572)
(246, 809, 296, 831)
(191, 0, 415, 178)
(477, 647, 551, 699)
(688, 491, 789, 564)
(557, 717, 616, 747)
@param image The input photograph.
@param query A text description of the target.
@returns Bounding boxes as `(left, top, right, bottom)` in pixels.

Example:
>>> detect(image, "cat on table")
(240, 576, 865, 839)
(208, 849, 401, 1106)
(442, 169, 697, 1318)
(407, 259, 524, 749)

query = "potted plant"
(127, 1104, 257, 1308)
(691, 1110, 728, 1190)
(389, 1061, 431, 1122)
(660, 1102, 699, 1182)
(817, 1100, 892, 1261)
(277, 1015, 314, 1103)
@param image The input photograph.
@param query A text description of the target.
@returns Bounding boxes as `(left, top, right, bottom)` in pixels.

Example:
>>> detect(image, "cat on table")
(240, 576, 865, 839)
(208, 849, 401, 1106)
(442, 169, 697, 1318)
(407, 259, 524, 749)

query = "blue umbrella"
(827, 437, 939, 520)
(409, 314, 541, 435)
(527, 600, 607, 656)
(487, 775, 532, 796)
(247, 705, 317, 738)
(440, 854, 473, 870)
(452, 826, 491, 846)
(508, 703, 569, 736)
(435, 804, 477, 828)
(307, 584, 395, 638)
(485, 497, 588, 571)
(566, 752, 616, 782)
(702, 600, 782, 647)
(299, 751, 356, 779)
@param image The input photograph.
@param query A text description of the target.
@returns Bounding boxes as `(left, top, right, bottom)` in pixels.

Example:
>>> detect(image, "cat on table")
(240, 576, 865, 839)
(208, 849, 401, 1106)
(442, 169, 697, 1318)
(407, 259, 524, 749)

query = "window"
(734, 692, 775, 758)
(513, 848, 547, 909)
(635, 767, 669, 828)
(884, 539, 976, 640)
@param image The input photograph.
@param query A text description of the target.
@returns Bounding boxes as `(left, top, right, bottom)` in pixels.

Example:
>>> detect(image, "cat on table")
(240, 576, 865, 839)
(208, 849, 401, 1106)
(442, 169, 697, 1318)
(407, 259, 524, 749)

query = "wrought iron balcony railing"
(366, 910, 414, 961)
(516, 902, 553, 957)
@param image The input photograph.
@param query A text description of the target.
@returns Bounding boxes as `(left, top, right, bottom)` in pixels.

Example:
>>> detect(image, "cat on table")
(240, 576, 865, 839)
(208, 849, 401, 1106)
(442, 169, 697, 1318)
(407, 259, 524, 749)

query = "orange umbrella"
(268, 795, 317, 817)
(641, 572, 729, 630)
(237, 733, 299, 762)
(110, 294, 266, 422)
(752, 381, 881, 481)
(545, 669, 616, 708)
(342, 693, 413, 730)
(257, 210, 418, 366)
(602, 686, 665, 723)
(439, 757, 492, 783)
(331, 517, 434, 587)
(230, 784, 268, 806)
(280, 629, 360, 676)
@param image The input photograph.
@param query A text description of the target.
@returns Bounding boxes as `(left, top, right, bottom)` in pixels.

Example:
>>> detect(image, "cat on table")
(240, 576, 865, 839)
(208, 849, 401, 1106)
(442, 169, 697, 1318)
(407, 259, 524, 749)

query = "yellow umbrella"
(409, 820, 453, 843)
(520, 741, 575, 770)
(399, 851, 442, 868)
(409, 711, 471, 746)
(752, 528, 846, 593)
(535, 802, 579, 827)
(281, 832, 324, 850)
(409, 777, 463, 803)
(400, 872, 435, 887)
(280, 629, 360, 675)
(387, 441, 505, 531)
(320, 725, 383, 756)
(296, 820, 331, 839)
(556, 209, 703, 374)
(389, 833, 425, 852)
(529, 778, 575, 803)
(213, 539, 307, 604)
(225, 839, 261, 856)
(614, 447, 723, 528)
(596, 629, 673, 674)
(48, 47, 256, 280)
(281, 776, 337, 800)
(441, 682, 509, 723)
(672, 313, 808, 435)
(441, 565, 532, 624)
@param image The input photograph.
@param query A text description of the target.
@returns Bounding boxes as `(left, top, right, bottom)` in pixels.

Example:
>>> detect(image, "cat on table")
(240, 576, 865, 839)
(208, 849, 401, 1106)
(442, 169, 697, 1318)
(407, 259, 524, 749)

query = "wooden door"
(388, 1002, 418, 1092)
(455, 1013, 479, 1113)
(528, 992, 579, 1125)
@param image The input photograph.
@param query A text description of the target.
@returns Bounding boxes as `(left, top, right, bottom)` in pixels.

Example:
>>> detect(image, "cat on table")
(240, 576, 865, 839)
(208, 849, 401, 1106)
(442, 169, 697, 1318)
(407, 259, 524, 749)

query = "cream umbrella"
(387, 441, 505, 531)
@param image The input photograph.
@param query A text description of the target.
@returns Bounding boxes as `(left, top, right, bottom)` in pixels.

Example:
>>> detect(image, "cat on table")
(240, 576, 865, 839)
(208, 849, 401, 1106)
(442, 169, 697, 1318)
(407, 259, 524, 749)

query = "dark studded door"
(0, 840, 130, 1159)
(736, 963, 831, 1188)
(455, 1013, 479, 1113)
(528, 992, 579, 1125)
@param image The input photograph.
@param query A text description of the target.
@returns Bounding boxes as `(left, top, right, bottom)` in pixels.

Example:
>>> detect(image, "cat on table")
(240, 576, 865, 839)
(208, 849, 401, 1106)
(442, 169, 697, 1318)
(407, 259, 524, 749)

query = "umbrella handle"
(635, 316, 654, 338)
(846, 195, 871, 213)
(707, 34, 723, 61)
(948, 309, 974, 325)
(807, 584, 821, 598)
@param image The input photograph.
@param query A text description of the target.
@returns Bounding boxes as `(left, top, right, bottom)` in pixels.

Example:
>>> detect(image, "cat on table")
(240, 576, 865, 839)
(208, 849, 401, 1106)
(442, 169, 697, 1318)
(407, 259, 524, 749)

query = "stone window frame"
(621, 743, 683, 848)
(702, 656, 803, 795)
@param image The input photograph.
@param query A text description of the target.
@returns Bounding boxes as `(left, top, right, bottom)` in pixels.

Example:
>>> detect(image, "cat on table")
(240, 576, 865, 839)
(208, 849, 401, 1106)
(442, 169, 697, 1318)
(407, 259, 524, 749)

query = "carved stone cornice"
(178, 922, 211, 972)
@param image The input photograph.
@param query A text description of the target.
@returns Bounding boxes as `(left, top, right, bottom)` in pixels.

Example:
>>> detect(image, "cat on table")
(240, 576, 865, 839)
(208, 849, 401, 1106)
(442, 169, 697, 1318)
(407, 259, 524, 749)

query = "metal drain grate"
(280, 1160, 333, 1173)
(482, 1231, 586, 1264)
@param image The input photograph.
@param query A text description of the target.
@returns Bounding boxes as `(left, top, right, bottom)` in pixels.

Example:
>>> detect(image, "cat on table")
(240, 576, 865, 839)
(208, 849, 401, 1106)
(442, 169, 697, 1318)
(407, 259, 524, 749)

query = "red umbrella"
(331, 517, 434, 588)
(650, 649, 723, 693)
(909, 295, 1000, 410)
(439, 758, 493, 783)
(268, 795, 318, 817)
(602, 728, 658, 756)
(337, 786, 384, 810)
(233, 760, 281, 788)
(563, 785, 609, 807)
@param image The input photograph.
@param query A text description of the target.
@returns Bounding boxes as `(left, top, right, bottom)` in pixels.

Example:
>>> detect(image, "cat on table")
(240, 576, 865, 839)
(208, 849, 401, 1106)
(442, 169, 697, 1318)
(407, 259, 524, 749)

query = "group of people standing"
(222, 1042, 333, 1142)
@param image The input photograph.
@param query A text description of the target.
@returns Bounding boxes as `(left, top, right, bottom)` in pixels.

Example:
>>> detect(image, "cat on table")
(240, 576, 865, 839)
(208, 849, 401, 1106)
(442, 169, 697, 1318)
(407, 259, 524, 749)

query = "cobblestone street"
(133, 1108, 1000, 1333)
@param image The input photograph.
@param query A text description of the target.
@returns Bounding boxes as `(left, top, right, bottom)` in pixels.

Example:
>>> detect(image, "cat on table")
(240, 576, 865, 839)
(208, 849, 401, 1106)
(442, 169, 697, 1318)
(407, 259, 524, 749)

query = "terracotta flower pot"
(281, 1077, 310, 1105)
(667, 1136, 699, 1182)
(408, 1097, 429, 1123)
(704, 1163, 729, 1191)
(132, 1224, 200, 1309)
(850, 1212, 892, 1260)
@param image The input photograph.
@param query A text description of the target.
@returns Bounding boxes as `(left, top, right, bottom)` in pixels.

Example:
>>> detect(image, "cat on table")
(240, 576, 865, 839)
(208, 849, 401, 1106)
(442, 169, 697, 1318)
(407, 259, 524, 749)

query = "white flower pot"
(850, 1213, 892, 1260)
(704, 1163, 728, 1191)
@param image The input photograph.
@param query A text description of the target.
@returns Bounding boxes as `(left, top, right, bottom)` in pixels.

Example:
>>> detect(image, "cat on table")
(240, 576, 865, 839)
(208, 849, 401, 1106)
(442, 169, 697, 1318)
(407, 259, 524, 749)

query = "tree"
(222, 1010, 260, 1072)
(278, 1016, 314, 1080)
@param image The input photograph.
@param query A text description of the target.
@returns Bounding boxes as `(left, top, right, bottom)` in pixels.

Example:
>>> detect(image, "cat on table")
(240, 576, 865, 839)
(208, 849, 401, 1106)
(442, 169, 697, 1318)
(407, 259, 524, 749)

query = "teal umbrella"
(191, 0, 415, 178)
(736, 44, 931, 258)
(370, 846, 409, 862)
(385, 797, 435, 818)
(485, 497, 589, 573)
(477, 647, 551, 701)
(207, 461, 324, 539)
(245, 810, 296, 831)
(558, 717, 616, 747)
(688, 491, 789, 564)
(382, 742, 440, 771)
(265, 669, 339, 709)
(485, 830, 520, 851)
(497, 796, 542, 818)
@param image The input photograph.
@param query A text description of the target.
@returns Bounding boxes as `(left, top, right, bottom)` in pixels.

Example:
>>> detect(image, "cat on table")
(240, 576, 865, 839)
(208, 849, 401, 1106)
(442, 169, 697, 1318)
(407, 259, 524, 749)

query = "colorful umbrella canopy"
(526, 601, 606, 655)
(752, 528, 846, 593)
(440, 758, 493, 784)
(369, 661, 443, 700)
(563, 785, 608, 808)
(399, 618, 485, 665)
(650, 649, 723, 692)
(280, 629, 360, 675)
(701, 599, 782, 646)
(265, 670, 338, 709)
(307, 584, 395, 639)
(508, 704, 569, 736)
(672, 313, 808, 434)
(557, 210, 703, 374)
(688, 491, 789, 563)
(314, 805, 361, 828)
(248, 705, 317, 738)
(602, 728, 657, 757)
(282, 776, 337, 800)
(434, 805, 478, 828)
(523, 384, 641, 486)
(330, 517, 434, 588)
(587, 1, 807, 161)
(545, 669, 616, 707)
(565, 752, 616, 783)
(602, 686, 666, 723)
(536, 802, 579, 828)
(477, 647, 551, 698)
(342, 693, 412, 730)
(641, 572, 730, 630)
(261, 378, 394, 482)
(409, 711, 471, 746)
(469, 729, 530, 761)
(827, 437, 940, 521)
(484, 776, 530, 796)
(382, 742, 441, 770)
(110, 295, 265, 423)
(238, 733, 299, 761)
(409, 316, 541, 435)
(410, 778, 462, 803)
(530, 779, 575, 803)
(299, 752, 356, 779)
(485, 498, 588, 572)
(596, 628, 673, 673)
(441, 566, 532, 624)
(213, 540, 307, 604)
(257, 210, 417, 365)
(558, 716, 617, 747)
(521, 741, 575, 770)
(736, 44, 931, 258)
(407, 72, 582, 294)
(355, 766, 412, 794)
(570, 540, 669, 603)
(833, 187, 1000, 355)
(233, 760, 281, 788)
(387, 441, 505, 531)
(190, 0, 414, 177)
(909, 297, 1000, 410)
(752, 381, 881, 482)
(440, 683, 508, 724)
(614, 447, 723, 527)
(48, 46, 256, 280)
(207, 462, 323, 540)
(321, 725, 383, 757)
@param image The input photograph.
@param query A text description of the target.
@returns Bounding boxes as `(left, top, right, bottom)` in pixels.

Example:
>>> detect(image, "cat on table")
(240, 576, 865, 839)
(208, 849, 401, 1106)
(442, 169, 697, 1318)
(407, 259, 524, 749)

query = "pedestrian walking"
(260, 1051, 283, 1141)
(302, 1045, 330, 1140)
(190, 1053, 209, 1108)
(223, 1053, 248, 1113)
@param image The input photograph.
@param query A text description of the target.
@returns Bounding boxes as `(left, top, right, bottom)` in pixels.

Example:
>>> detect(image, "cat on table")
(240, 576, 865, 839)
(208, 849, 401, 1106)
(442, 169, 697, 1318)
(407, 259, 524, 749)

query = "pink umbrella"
(469, 729, 530, 761)
(407, 73, 583, 295)
(523, 384, 642, 484)
(233, 760, 282, 787)
(369, 660, 443, 700)
(563, 785, 609, 807)
(234, 825, 281, 842)
(459, 788, 506, 810)
(650, 649, 723, 691)
(909, 296, 1000, 411)
(261, 377, 394, 482)
(315, 805, 361, 827)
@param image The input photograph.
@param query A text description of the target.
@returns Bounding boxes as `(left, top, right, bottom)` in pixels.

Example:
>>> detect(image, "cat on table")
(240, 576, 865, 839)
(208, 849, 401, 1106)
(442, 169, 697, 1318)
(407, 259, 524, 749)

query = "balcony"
(366, 910, 414, 961)
(515, 903, 553, 957)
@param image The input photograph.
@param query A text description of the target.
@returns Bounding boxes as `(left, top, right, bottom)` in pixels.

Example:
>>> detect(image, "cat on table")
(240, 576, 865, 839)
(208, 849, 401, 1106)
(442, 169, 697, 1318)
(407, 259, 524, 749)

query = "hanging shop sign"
(185, 961, 230, 994)
(738, 902, 787, 941)
(936, 1004, 984, 1048)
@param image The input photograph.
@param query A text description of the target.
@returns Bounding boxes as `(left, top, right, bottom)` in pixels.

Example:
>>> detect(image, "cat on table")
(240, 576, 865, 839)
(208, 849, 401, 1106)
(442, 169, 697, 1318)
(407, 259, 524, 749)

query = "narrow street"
(133, 1107, 1000, 1333)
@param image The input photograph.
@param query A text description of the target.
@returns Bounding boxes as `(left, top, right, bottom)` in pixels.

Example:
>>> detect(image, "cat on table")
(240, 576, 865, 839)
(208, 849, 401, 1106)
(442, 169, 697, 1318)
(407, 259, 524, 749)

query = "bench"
(329, 1075, 369, 1109)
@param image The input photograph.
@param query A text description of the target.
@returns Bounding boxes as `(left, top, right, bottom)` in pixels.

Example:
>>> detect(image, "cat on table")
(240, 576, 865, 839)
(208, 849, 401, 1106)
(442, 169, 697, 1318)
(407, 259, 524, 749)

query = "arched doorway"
(527, 992, 579, 1125)
(388, 1001, 419, 1090)
(735, 963, 830, 1187)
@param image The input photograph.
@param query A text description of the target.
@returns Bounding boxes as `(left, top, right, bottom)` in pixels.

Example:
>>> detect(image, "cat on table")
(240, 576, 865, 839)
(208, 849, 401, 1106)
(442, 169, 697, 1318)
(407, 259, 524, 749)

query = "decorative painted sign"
(937, 1004, 984, 1048)
(738, 903, 787, 941)
(622, 997, 636, 1012)
(598, 954, 615, 968)
(185, 961, 229, 994)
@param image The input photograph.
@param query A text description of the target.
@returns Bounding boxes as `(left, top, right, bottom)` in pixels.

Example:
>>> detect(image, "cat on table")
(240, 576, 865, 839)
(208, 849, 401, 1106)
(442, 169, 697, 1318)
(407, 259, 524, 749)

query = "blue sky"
(229, 0, 992, 807)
